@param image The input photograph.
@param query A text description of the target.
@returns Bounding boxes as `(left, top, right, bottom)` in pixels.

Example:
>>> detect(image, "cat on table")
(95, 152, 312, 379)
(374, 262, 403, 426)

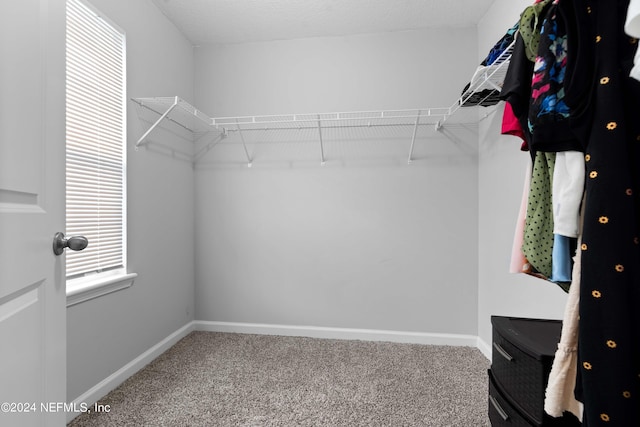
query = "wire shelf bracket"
(132, 96, 219, 147)
(235, 120, 253, 167)
(407, 110, 421, 164)
(317, 115, 326, 165)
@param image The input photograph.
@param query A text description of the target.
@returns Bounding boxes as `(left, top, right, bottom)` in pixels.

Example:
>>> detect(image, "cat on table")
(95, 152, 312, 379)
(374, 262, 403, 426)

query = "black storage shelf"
(488, 316, 581, 427)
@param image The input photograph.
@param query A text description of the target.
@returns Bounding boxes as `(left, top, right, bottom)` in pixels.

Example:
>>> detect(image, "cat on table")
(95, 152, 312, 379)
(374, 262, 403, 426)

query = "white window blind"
(66, 0, 126, 279)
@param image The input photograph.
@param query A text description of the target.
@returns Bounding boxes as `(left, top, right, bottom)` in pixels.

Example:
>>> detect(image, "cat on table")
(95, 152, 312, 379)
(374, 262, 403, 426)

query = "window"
(66, 0, 126, 281)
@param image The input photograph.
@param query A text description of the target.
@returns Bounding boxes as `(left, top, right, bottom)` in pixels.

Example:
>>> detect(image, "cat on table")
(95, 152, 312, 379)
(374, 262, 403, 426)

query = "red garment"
(501, 101, 528, 151)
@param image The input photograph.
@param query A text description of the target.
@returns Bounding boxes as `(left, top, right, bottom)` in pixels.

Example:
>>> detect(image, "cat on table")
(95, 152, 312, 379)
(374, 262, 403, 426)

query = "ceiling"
(152, 0, 496, 45)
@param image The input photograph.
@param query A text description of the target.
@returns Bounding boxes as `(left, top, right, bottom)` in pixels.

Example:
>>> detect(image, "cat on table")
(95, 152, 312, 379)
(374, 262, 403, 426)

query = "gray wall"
(66, 0, 574, 403)
(193, 29, 483, 336)
(66, 0, 195, 402)
(476, 0, 568, 354)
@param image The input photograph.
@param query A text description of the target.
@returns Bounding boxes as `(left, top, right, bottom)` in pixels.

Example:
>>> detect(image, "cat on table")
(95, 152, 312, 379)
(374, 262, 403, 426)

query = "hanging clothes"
(483, 22, 520, 66)
(552, 151, 585, 239)
(460, 23, 519, 107)
(519, 0, 555, 61)
(510, 161, 532, 274)
(549, 151, 584, 286)
(501, 0, 640, 421)
(522, 151, 556, 279)
(527, 0, 583, 154)
(502, 100, 529, 151)
(501, 32, 535, 158)
(572, 0, 640, 424)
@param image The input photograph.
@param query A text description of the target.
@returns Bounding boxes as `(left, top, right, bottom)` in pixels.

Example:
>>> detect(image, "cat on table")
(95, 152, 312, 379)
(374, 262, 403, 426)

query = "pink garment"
(501, 101, 528, 151)
(510, 161, 532, 273)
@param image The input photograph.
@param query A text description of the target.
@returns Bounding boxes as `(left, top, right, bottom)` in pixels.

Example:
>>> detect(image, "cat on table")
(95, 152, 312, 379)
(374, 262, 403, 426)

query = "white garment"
(630, 49, 640, 82)
(544, 240, 583, 421)
(625, 0, 640, 37)
(625, 0, 640, 81)
(552, 151, 584, 238)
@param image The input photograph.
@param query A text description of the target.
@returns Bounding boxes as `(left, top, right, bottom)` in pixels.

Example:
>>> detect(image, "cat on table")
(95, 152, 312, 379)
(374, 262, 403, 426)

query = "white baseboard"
(476, 336, 492, 361)
(67, 322, 195, 423)
(194, 320, 479, 347)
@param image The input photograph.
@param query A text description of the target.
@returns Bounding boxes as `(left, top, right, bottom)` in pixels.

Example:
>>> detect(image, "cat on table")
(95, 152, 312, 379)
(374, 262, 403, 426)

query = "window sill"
(66, 272, 137, 307)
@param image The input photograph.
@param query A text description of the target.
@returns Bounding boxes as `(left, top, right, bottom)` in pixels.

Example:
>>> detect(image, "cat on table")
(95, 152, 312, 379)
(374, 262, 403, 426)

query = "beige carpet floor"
(68, 331, 490, 426)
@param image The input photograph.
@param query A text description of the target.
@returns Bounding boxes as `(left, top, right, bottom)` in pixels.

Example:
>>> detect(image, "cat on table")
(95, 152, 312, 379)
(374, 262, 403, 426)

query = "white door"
(0, 1, 67, 426)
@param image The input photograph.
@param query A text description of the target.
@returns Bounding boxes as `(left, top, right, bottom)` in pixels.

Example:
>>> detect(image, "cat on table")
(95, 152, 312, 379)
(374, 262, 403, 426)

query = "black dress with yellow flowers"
(574, 0, 640, 425)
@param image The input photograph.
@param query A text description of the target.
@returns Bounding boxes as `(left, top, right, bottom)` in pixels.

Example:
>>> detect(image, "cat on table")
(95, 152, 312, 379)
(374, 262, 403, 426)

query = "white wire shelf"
(131, 42, 512, 164)
(214, 108, 458, 165)
(447, 40, 514, 120)
(212, 108, 451, 128)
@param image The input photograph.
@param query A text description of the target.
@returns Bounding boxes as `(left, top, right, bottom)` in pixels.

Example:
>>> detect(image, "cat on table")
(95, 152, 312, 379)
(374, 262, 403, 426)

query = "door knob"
(52, 232, 88, 256)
